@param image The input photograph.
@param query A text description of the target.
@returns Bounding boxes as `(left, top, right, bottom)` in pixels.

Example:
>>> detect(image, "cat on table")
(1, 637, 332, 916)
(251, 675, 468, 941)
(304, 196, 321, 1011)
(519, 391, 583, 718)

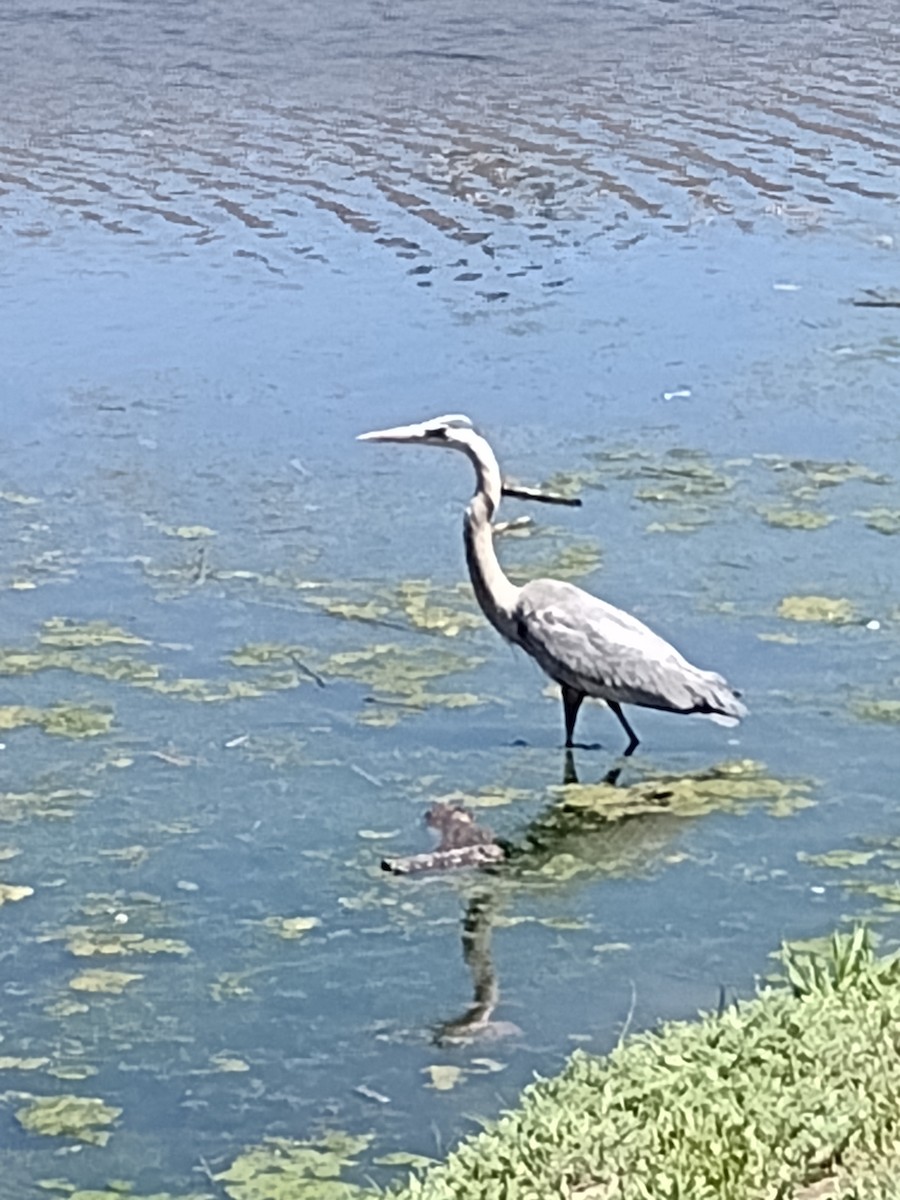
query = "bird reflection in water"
(433, 890, 521, 1046)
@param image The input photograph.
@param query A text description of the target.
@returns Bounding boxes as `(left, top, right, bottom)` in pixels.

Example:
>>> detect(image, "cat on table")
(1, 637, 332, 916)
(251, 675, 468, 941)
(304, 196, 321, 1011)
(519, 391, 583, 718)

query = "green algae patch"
(14, 1094, 121, 1147)
(0, 787, 93, 822)
(68, 969, 144, 994)
(215, 1130, 372, 1200)
(0, 1055, 50, 1071)
(506, 540, 601, 585)
(423, 1064, 463, 1092)
(387, 930, 900, 1200)
(58, 928, 191, 958)
(0, 622, 299, 702)
(758, 455, 890, 489)
(554, 759, 812, 823)
(798, 849, 878, 870)
(0, 881, 34, 905)
(261, 915, 321, 940)
(321, 643, 485, 727)
(851, 699, 900, 724)
(39, 1189, 211, 1200)
(303, 577, 481, 637)
(38, 619, 151, 649)
(759, 507, 834, 530)
(0, 704, 113, 738)
(857, 507, 900, 535)
(776, 595, 856, 624)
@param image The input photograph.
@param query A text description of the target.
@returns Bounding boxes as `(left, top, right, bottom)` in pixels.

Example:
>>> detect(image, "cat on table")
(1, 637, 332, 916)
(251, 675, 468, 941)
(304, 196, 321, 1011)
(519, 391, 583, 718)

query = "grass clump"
(389, 929, 900, 1200)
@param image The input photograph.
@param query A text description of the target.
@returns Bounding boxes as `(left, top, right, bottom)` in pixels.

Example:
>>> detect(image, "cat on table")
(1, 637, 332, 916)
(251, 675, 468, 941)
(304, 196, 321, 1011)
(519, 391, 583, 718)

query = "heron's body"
(359, 414, 746, 754)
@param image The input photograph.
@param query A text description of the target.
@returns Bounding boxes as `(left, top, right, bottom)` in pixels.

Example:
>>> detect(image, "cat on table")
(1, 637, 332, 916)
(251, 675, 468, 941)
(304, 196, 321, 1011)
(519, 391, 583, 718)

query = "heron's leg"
(608, 701, 640, 757)
(562, 748, 579, 785)
(561, 686, 585, 749)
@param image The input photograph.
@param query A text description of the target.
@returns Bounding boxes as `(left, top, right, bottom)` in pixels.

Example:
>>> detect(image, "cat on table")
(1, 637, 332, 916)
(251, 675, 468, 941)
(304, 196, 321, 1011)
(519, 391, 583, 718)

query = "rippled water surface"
(3, 2, 900, 1197)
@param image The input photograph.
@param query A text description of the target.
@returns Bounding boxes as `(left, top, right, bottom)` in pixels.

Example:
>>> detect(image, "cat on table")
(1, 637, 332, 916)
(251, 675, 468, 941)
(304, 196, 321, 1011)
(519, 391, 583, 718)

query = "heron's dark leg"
(561, 686, 585, 749)
(608, 701, 640, 757)
(562, 748, 579, 785)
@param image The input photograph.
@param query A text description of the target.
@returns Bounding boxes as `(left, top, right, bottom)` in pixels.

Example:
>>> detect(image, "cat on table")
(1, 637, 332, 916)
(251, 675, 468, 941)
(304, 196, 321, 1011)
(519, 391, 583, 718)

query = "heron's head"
(357, 413, 476, 449)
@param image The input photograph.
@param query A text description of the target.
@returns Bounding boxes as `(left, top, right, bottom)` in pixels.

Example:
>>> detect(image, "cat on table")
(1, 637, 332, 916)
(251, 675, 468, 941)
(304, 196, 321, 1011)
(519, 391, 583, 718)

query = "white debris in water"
(866, 619, 881, 631)
(773, 282, 801, 291)
(662, 388, 692, 401)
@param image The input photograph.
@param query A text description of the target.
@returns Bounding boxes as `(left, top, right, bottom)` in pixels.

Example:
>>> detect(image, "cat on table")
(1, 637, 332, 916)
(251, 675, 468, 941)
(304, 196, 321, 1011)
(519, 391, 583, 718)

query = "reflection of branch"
(501, 481, 582, 507)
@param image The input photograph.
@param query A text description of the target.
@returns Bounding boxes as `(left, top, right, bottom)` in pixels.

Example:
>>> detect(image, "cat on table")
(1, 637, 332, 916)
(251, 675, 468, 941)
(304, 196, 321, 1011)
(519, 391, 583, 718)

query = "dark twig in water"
(289, 653, 326, 688)
(502, 481, 582, 507)
(851, 289, 900, 308)
(193, 545, 210, 586)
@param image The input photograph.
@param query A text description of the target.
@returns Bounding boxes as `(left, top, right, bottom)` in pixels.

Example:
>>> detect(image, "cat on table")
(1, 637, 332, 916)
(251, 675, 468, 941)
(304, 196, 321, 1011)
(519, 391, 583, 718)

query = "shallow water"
(2, 2, 900, 1196)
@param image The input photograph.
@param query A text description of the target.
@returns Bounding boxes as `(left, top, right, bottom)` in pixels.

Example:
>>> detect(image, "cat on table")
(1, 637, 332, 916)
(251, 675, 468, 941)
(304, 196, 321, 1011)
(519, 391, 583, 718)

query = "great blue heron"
(358, 414, 746, 755)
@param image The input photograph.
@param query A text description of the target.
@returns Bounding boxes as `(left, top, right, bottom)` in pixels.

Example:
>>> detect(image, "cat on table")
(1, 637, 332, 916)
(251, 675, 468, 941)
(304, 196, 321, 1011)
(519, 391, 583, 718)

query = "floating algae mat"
(852, 699, 900, 724)
(552, 759, 814, 822)
(857, 507, 900, 535)
(317, 642, 486, 726)
(0, 704, 113, 738)
(0, 617, 302, 703)
(14, 1094, 121, 1147)
(303, 577, 482, 637)
(776, 594, 856, 624)
(758, 507, 834, 531)
(214, 1131, 372, 1200)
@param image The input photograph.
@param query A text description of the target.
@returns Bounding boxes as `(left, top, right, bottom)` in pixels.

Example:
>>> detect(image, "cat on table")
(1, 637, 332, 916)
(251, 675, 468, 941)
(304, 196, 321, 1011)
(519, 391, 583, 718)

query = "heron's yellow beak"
(357, 421, 428, 444)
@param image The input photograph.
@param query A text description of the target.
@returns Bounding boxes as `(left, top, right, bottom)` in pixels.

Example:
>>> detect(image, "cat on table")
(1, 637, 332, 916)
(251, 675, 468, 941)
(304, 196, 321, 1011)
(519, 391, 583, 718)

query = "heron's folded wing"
(515, 579, 734, 713)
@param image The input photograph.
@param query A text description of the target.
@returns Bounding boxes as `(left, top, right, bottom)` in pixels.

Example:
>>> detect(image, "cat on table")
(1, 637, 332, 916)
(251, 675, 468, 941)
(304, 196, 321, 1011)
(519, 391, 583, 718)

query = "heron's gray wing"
(514, 578, 743, 716)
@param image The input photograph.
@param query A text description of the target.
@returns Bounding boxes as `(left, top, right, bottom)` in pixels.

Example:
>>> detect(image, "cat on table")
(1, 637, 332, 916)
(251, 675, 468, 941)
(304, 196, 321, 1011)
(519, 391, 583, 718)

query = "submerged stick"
(501, 481, 582, 507)
(382, 843, 506, 875)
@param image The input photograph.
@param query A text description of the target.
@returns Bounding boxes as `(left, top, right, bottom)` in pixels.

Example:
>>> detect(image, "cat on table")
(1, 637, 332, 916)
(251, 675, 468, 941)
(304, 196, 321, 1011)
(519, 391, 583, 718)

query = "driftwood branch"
(381, 801, 508, 875)
(501, 481, 582, 507)
(382, 843, 506, 875)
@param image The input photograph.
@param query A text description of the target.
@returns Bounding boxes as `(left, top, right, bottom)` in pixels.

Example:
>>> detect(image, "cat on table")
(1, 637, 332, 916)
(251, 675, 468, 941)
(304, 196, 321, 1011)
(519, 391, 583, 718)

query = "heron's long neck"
(461, 434, 520, 639)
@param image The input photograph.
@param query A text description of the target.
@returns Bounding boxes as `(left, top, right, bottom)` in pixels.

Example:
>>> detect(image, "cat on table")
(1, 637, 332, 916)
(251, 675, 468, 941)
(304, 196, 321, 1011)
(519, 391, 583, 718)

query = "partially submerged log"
(382, 801, 508, 875)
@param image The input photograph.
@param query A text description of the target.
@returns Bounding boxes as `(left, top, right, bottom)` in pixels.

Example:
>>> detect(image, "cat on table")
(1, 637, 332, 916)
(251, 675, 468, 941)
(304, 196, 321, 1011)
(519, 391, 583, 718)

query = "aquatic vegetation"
(321, 643, 485, 726)
(38, 619, 150, 649)
(857, 507, 900, 535)
(645, 515, 712, 534)
(554, 759, 813, 822)
(58, 928, 191, 958)
(0, 490, 41, 505)
(68, 969, 144, 994)
(852, 699, 900, 723)
(215, 1131, 372, 1200)
(776, 594, 856, 624)
(388, 930, 900, 1200)
(303, 578, 481, 637)
(0, 704, 113, 738)
(0, 787, 91, 825)
(261, 915, 321, 940)
(38, 1188, 211, 1200)
(0, 882, 34, 905)
(798, 849, 877, 870)
(759, 507, 834, 530)
(423, 1064, 463, 1091)
(505, 540, 602, 584)
(14, 1094, 121, 1146)
(0, 621, 301, 703)
(0, 1055, 50, 1070)
(757, 455, 890, 489)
